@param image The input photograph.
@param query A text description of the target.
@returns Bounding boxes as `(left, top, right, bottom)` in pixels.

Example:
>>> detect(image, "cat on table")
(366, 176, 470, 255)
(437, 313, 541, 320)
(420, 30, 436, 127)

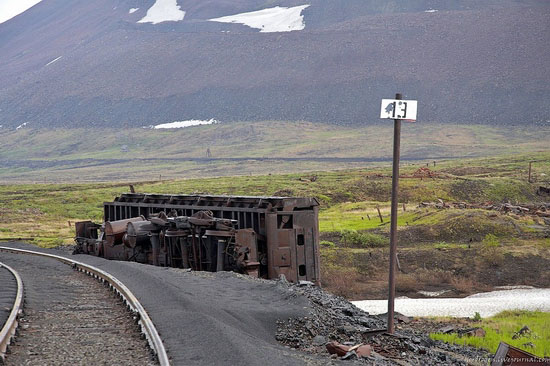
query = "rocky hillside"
(0, 0, 548, 128)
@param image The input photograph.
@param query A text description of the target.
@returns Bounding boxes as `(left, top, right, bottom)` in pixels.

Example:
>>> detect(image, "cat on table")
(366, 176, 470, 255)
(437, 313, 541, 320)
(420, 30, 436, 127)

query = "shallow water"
(352, 288, 550, 318)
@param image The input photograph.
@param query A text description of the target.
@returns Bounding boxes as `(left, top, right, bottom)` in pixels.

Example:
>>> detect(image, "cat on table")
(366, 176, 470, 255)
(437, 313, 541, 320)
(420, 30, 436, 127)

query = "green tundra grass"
(431, 311, 550, 358)
(0, 149, 548, 246)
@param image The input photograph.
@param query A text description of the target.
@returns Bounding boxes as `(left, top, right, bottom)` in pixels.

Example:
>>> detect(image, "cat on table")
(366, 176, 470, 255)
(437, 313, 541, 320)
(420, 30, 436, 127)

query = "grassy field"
(431, 311, 550, 358)
(1, 121, 549, 182)
(0, 150, 549, 246)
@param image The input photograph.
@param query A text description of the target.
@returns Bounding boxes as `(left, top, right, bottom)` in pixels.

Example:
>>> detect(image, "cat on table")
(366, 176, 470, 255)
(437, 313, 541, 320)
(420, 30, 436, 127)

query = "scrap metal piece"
(492, 342, 550, 366)
(126, 221, 156, 248)
(326, 341, 350, 357)
(326, 342, 372, 359)
(104, 216, 145, 246)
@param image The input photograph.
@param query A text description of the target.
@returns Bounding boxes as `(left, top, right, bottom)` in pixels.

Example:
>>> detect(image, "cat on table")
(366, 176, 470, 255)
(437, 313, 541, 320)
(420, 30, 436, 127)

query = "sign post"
(380, 94, 417, 334)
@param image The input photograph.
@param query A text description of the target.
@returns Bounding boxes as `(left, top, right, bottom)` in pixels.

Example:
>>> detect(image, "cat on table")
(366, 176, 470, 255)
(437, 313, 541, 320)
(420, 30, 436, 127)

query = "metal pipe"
(150, 232, 160, 266)
(216, 239, 226, 272)
(191, 229, 199, 270)
(180, 238, 190, 269)
(387, 92, 402, 334)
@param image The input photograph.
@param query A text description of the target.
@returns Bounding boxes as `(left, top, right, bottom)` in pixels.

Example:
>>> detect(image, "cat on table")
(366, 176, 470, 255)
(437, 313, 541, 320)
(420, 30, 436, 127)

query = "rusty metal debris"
(491, 342, 550, 366)
(419, 201, 550, 218)
(75, 193, 320, 284)
(326, 341, 372, 359)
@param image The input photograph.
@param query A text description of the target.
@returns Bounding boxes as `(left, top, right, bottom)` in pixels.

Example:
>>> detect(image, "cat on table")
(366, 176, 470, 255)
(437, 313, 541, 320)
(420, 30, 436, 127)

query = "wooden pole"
(377, 206, 384, 223)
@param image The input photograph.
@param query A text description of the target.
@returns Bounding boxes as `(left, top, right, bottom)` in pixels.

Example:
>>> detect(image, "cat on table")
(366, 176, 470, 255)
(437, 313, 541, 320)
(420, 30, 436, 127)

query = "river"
(352, 288, 550, 318)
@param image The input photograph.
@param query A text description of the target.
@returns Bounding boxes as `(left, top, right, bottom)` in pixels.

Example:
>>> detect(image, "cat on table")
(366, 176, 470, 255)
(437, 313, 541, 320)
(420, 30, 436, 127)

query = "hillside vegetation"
(1, 122, 549, 182)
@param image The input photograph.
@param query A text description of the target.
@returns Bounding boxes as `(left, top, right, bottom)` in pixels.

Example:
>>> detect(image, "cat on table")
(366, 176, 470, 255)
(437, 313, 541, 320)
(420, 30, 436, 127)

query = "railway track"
(0, 261, 23, 363)
(0, 247, 169, 366)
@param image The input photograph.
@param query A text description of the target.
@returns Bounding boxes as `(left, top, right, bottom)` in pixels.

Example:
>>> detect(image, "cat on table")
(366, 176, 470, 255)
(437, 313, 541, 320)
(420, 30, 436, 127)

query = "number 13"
(391, 101, 407, 119)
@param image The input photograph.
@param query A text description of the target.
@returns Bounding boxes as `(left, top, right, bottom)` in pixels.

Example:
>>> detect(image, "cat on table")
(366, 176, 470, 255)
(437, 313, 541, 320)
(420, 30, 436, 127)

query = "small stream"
(352, 288, 550, 318)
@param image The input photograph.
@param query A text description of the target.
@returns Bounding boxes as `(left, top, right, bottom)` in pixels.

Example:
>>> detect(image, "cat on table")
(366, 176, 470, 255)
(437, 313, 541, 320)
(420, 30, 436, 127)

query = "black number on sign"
(391, 102, 396, 118)
(397, 101, 407, 119)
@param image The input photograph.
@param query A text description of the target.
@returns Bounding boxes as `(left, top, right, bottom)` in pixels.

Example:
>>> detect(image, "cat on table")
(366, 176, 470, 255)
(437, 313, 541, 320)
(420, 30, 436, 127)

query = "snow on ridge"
(45, 56, 62, 67)
(152, 119, 219, 129)
(16, 122, 29, 130)
(138, 0, 185, 24)
(0, 0, 43, 24)
(209, 5, 310, 33)
(425, 9, 438, 13)
(129, 8, 139, 14)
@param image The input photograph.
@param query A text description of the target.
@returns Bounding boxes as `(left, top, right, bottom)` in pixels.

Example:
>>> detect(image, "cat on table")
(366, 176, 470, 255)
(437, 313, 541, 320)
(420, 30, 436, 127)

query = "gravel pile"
(275, 279, 491, 365)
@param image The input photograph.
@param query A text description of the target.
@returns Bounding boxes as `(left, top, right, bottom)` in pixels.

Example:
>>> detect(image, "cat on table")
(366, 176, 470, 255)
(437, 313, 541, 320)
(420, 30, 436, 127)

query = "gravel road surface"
(353, 288, 550, 318)
(0, 251, 155, 366)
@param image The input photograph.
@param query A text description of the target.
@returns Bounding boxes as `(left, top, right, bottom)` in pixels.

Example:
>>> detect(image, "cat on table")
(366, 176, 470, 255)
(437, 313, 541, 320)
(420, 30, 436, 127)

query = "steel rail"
(0, 247, 170, 366)
(0, 261, 23, 363)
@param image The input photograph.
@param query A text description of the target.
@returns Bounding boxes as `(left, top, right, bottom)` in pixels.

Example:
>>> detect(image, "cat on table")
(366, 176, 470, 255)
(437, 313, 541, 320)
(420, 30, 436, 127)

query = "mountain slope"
(0, 0, 548, 128)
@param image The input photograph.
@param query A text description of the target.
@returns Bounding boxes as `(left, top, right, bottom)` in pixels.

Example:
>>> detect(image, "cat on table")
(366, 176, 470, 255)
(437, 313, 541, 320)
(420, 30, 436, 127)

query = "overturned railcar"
(75, 193, 320, 284)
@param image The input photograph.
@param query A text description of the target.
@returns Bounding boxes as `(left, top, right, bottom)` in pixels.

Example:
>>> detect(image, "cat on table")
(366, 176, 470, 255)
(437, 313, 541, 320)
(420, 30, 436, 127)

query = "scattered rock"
(275, 278, 490, 364)
(439, 325, 457, 334)
(512, 325, 531, 339)
(464, 328, 486, 338)
(312, 335, 326, 346)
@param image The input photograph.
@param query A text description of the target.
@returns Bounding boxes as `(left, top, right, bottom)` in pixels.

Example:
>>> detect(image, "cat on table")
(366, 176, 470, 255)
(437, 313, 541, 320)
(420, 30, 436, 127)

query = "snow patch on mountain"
(152, 119, 219, 129)
(129, 8, 139, 14)
(16, 122, 29, 130)
(0, 0, 43, 24)
(45, 56, 62, 67)
(138, 0, 185, 24)
(209, 5, 310, 33)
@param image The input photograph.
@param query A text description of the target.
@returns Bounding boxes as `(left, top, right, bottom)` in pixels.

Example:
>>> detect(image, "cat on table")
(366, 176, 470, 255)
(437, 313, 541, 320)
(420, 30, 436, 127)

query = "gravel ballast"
(0, 251, 155, 366)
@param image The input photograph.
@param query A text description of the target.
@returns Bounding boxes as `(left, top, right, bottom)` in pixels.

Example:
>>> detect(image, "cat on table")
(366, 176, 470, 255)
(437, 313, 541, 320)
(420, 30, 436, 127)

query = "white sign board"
(380, 99, 417, 121)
